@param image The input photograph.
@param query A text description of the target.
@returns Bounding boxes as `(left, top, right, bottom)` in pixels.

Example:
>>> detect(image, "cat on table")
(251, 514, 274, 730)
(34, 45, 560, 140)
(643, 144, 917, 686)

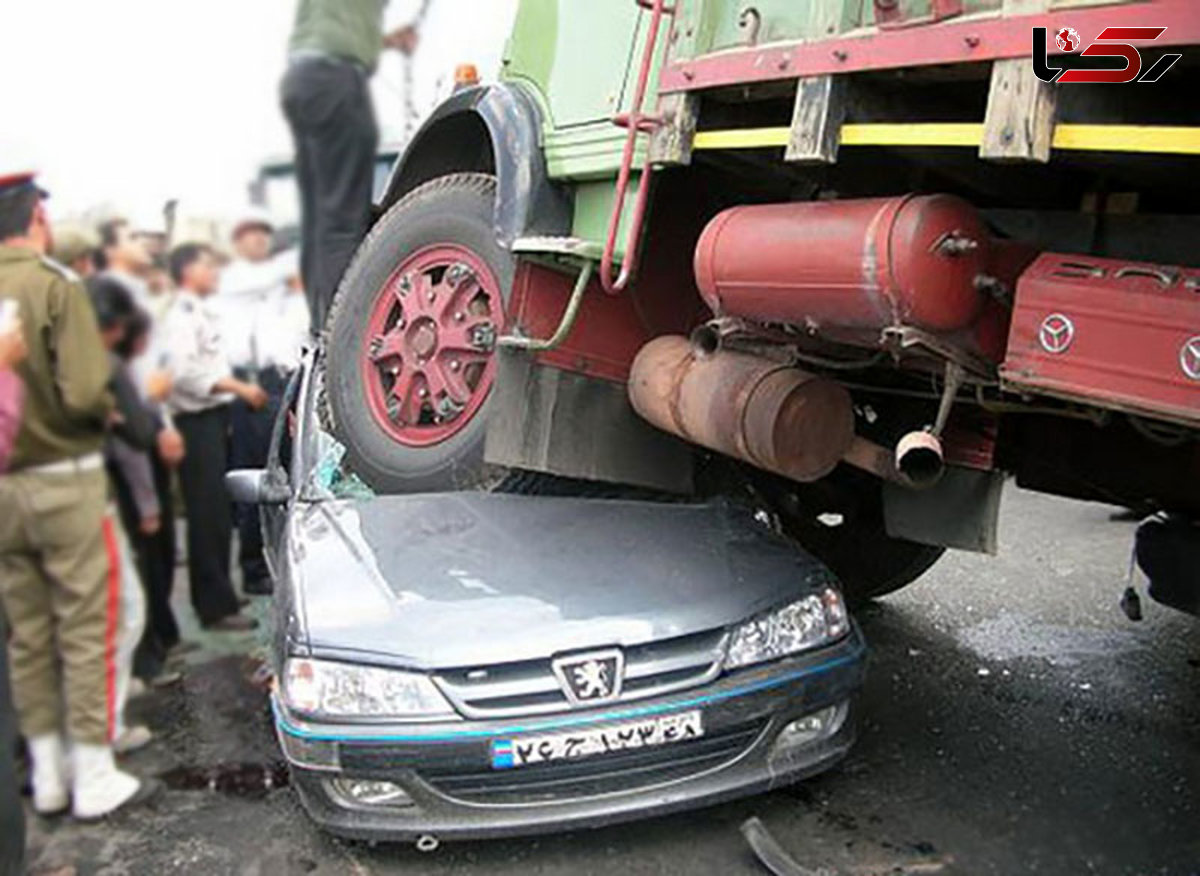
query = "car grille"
(421, 718, 768, 805)
(432, 628, 728, 719)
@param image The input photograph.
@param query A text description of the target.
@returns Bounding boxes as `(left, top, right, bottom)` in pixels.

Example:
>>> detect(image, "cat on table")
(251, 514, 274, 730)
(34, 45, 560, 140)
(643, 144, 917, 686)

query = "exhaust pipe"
(629, 336, 906, 484)
(895, 431, 945, 489)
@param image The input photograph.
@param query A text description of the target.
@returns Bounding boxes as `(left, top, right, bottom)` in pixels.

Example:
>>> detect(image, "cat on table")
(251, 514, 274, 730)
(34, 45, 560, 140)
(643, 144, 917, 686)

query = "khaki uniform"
(0, 244, 117, 746)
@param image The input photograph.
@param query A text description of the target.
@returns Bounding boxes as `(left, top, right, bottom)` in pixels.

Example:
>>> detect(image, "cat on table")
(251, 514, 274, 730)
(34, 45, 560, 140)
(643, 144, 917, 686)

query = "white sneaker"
(28, 734, 70, 815)
(71, 743, 145, 819)
(113, 725, 153, 755)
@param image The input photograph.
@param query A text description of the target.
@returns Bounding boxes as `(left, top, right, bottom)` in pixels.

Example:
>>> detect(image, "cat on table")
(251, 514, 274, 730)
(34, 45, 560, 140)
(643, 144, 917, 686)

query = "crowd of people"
(0, 1, 424, 867)
(0, 171, 309, 841)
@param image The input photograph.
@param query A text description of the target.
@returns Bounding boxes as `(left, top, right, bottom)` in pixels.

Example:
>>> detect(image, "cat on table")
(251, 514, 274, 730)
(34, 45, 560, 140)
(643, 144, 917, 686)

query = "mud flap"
(484, 351, 693, 494)
(883, 465, 1004, 554)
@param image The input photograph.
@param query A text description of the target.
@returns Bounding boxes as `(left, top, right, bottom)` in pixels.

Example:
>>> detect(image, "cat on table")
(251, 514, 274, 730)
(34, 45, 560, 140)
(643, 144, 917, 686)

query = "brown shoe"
(203, 614, 258, 632)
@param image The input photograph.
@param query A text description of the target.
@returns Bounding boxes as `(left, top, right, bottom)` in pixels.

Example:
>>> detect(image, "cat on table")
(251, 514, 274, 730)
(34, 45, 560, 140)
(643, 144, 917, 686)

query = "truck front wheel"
(324, 173, 512, 493)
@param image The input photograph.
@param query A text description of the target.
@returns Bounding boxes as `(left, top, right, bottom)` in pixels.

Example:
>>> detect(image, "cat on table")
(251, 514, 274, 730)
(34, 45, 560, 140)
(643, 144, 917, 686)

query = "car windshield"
(302, 428, 377, 501)
(296, 382, 379, 503)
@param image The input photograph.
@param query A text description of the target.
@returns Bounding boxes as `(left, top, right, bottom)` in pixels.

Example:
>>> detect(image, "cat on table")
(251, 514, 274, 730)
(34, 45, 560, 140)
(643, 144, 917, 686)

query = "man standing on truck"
(281, 0, 421, 335)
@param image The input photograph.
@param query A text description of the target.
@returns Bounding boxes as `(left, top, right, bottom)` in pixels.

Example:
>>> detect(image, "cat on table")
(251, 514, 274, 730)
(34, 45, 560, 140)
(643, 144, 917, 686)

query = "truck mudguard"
(376, 82, 573, 247)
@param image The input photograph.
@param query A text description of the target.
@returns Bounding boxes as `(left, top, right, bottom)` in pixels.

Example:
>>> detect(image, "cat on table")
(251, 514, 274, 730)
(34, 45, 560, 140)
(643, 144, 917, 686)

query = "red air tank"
(694, 194, 992, 335)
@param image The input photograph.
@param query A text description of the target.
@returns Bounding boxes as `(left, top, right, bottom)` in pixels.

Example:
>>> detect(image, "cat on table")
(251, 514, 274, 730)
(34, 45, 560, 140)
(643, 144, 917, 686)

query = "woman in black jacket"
(87, 277, 180, 709)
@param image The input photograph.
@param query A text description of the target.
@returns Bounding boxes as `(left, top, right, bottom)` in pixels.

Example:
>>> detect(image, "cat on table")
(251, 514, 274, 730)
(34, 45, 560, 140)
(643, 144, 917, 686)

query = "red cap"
(0, 172, 46, 200)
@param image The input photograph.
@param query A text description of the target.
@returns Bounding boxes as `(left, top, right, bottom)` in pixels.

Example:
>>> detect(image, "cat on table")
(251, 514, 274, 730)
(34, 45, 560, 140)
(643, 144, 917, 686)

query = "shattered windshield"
(302, 427, 377, 502)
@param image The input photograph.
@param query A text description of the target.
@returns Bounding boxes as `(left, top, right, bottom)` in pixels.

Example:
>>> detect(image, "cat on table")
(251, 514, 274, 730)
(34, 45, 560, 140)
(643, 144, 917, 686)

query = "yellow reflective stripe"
(691, 124, 1200, 155)
(1050, 125, 1200, 155)
(691, 128, 790, 150)
(841, 123, 983, 147)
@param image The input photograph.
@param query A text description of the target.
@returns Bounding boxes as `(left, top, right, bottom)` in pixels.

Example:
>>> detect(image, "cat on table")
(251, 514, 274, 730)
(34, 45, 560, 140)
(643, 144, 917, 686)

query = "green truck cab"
(322, 0, 1200, 606)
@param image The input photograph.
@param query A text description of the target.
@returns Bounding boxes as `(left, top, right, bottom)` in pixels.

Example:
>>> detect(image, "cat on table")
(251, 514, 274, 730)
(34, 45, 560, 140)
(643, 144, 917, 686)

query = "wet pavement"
(22, 489, 1200, 876)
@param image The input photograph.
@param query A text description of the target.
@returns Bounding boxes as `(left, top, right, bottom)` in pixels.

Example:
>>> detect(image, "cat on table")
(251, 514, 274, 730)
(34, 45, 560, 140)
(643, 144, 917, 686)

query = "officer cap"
(0, 171, 48, 203)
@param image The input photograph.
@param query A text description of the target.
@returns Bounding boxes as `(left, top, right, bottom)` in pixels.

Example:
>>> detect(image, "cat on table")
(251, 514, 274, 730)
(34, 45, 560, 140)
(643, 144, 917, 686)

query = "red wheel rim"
(361, 244, 504, 447)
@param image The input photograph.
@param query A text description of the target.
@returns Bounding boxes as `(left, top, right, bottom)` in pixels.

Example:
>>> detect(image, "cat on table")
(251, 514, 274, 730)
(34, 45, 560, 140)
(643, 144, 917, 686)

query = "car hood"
(290, 493, 832, 670)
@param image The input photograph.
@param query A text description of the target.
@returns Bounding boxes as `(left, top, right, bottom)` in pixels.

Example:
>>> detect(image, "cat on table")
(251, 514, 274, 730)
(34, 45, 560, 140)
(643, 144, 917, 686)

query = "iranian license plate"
(490, 710, 704, 770)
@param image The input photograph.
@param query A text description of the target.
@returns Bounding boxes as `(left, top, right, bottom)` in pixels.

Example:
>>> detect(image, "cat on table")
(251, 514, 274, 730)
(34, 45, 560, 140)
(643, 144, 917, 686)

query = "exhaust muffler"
(629, 336, 909, 485)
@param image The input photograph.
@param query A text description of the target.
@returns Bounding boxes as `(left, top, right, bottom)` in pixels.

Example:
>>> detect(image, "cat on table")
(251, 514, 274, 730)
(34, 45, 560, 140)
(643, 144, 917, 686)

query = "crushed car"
(227, 353, 866, 844)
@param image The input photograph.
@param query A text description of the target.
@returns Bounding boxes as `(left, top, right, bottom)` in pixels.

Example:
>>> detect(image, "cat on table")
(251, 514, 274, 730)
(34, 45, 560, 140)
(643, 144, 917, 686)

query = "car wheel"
(324, 173, 513, 494)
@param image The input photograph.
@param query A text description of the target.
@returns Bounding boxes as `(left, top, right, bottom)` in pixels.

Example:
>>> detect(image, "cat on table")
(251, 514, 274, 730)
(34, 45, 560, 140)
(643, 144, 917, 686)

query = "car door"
(261, 366, 303, 579)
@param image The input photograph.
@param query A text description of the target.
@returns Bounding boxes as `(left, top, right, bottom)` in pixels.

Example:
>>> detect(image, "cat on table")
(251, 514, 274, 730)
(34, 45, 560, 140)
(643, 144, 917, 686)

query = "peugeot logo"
(1180, 336, 1200, 381)
(552, 648, 624, 705)
(1039, 313, 1075, 354)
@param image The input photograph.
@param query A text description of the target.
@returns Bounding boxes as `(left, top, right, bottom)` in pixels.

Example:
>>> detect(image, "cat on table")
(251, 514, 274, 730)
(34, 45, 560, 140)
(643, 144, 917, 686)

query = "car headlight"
(282, 658, 455, 720)
(724, 587, 850, 670)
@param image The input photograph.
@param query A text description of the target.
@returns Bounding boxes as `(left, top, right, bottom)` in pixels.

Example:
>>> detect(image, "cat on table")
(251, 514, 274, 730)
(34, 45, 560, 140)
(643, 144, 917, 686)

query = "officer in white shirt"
(162, 243, 265, 632)
(218, 213, 309, 593)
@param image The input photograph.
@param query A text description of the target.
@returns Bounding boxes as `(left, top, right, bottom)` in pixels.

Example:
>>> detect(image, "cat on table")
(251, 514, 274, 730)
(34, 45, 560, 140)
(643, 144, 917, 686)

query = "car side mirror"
(225, 468, 290, 505)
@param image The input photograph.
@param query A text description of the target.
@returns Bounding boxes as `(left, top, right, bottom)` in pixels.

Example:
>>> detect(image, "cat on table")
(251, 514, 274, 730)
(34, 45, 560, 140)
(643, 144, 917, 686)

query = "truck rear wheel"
(757, 471, 945, 605)
(324, 173, 513, 493)
(785, 514, 945, 606)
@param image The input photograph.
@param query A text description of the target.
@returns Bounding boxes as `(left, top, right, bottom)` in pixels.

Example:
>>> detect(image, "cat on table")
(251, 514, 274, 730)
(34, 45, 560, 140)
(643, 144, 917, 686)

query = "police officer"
(163, 243, 265, 631)
(0, 169, 157, 819)
(219, 212, 308, 594)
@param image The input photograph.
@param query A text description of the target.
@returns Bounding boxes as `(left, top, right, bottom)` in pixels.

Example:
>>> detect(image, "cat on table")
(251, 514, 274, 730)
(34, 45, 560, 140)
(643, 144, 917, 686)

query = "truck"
(318, 0, 1200, 606)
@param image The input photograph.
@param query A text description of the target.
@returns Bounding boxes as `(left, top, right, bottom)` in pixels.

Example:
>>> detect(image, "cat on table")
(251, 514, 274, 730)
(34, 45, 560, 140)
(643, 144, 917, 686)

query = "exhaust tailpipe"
(629, 336, 907, 484)
(895, 430, 945, 489)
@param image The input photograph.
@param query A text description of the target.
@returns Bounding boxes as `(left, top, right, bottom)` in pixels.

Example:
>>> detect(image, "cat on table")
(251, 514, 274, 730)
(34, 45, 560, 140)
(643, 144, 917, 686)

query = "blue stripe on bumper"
(273, 646, 864, 744)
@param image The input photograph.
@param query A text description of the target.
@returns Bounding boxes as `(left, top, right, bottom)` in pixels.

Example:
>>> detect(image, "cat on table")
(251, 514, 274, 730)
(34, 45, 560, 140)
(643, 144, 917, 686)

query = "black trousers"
(1136, 514, 1200, 616)
(281, 56, 379, 334)
(230, 368, 290, 589)
(0, 614, 24, 876)
(148, 453, 180, 644)
(175, 405, 240, 626)
(109, 462, 165, 680)
(108, 454, 179, 680)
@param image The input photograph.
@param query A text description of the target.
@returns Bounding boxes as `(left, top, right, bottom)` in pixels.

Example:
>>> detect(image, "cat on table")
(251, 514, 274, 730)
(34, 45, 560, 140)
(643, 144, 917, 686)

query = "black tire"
(783, 514, 945, 605)
(324, 173, 514, 494)
(755, 469, 945, 605)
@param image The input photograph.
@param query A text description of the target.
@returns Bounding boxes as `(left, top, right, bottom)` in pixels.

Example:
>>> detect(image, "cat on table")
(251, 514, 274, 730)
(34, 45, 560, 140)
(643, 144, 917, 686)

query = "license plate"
(490, 710, 704, 770)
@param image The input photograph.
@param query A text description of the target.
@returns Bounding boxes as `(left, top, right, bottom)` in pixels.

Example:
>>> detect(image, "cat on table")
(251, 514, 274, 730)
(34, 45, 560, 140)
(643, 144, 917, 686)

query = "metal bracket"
(881, 325, 996, 380)
(498, 261, 595, 352)
(933, 362, 966, 436)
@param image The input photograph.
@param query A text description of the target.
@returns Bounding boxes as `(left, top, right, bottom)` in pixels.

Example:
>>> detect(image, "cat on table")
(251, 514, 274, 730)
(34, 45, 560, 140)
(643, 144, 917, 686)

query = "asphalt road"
(24, 489, 1200, 876)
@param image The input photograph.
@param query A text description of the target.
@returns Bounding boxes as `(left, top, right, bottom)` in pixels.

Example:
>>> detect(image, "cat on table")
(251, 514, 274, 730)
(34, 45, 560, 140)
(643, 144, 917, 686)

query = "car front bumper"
(272, 629, 867, 842)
